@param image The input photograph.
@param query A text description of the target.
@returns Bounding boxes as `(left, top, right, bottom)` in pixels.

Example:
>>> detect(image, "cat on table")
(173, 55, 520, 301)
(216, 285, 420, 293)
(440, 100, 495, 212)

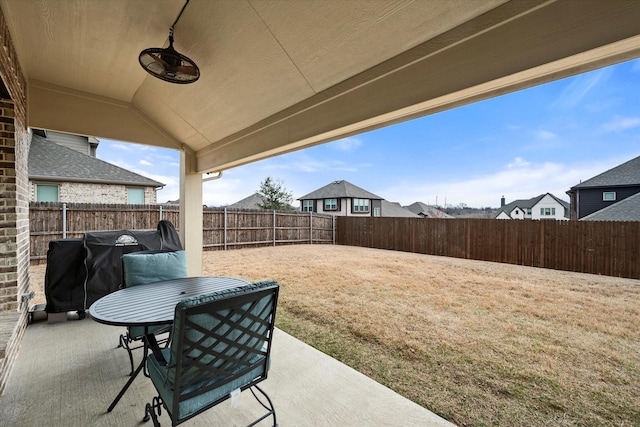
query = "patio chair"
(143, 280, 279, 427)
(118, 250, 189, 375)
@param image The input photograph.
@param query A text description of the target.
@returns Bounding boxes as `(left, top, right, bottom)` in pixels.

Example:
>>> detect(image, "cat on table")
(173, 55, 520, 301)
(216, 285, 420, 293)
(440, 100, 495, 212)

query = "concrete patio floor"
(0, 315, 454, 426)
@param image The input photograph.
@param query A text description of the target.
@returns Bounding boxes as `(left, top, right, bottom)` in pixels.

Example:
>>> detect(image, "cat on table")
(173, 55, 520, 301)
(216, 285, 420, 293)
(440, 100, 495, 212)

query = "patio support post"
(179, 149, 203, 276)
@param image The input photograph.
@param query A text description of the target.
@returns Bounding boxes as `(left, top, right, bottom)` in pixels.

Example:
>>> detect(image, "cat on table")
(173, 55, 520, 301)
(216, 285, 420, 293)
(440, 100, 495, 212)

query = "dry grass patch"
(202, 245, 640, 427)
(28, 244, 639, 426)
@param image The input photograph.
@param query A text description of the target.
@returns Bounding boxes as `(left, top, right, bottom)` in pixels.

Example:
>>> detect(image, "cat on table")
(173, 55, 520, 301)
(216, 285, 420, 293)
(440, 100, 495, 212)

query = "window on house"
(127, 188, 144, 204)
(302, 200, 314, 212)
(324, 198, 337, 211)
(373, 207, 381, 217)
(540, 207, 556, 216)
(526, 208, 532, 215)
(603, 191, 616, 201)
(36, 184, 59, 202)
(352, 198, 369, 213)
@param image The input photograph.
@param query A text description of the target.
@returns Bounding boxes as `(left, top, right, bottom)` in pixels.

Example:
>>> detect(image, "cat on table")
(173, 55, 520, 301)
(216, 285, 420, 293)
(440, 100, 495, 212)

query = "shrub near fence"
(29, 203, 334, 263)
(336, 217, 640, 280)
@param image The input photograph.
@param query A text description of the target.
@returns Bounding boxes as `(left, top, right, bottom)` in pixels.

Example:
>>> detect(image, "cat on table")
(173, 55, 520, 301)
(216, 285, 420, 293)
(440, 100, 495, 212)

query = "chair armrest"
(145, 333, 168, 366)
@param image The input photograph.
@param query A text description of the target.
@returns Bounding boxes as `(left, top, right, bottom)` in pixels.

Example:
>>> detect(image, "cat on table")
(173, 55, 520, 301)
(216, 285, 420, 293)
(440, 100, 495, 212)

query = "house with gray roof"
(580, 192, 640, 221)
(225, 192, 295, 211)
(405, 202, 452, 218)
(567, 154, 640, 220)
(495, 193, 569, 220)
(29, 130, 164, 204)
(298, 180, 418, 217)
(380, 200, 420, 218)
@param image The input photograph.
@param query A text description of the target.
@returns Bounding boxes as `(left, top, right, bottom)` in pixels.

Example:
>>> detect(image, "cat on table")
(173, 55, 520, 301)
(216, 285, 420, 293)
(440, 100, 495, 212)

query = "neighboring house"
(380, 200, 420, 218)
(225, 193, 266, 210)
(580, 192, 640, 221)
(298, 180, 418, 217)
(224, 193, 296, 211)
(495, 194, 569, 220)
(29, 130, 164, 204)
(405, 202, 452, 218)
(566, 154, 640, 220)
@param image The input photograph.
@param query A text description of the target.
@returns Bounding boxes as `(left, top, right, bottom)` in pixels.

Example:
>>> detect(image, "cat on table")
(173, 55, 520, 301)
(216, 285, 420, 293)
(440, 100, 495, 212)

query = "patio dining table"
(88, 276, 252, 412)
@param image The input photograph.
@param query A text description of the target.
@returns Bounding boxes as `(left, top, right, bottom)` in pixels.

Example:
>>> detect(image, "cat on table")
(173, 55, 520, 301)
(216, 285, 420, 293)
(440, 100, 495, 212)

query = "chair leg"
(143, 396, 163, 427)
(117, 333, 135, 376)
(248, 385, 277, 427)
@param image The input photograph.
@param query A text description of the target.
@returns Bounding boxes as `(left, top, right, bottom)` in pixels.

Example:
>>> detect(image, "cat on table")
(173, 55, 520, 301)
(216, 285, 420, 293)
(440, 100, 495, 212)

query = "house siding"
(531, 194, 568, 220)
(29, 181, 157, 204)
(576, 186, 640, 219)
(311, 197, 380, 216)
(43, 131, 92, 155)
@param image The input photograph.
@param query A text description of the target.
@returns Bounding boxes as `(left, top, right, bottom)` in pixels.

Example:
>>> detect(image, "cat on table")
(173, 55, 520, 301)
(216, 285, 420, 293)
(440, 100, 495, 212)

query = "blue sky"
(99, 58, 640, 209)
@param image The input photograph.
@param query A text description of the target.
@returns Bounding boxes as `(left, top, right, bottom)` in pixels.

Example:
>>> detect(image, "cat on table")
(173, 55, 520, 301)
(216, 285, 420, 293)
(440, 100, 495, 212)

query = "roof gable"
(572, 155, 640, 189)
(225, 193, 265, 210)
(495, 193, 569, 218)
(28, 134, 164, 187)
(298, 180, 382, 200)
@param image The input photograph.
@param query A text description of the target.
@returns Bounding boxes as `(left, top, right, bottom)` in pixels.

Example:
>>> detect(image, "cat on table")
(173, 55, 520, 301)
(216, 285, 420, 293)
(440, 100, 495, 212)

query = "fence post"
(159, 205, 163, 221)
(310, 211, 313, 244)
(62, 203, 67, 239)
(539, 220, 545, 268)
(332, 215, 336, 245)
(273, 210, 277, 246)
(224, 207, 228, 251)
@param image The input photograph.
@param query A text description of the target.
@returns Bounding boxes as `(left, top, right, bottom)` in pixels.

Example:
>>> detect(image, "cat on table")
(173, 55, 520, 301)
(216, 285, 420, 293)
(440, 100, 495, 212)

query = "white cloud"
(379, 157, 626, 208)
(552, 68, 610, 110)
(330, 137, 363, 152)
(139, 160, 152, 166)
(537, 129, 557, 140)
(507, 157, 530, 168)
(109, 143, 132, 151)
(602, 116, 640, 132)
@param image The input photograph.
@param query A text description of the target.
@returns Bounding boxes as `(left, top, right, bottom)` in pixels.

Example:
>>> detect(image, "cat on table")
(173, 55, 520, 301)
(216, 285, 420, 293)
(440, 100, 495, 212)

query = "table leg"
(107, 333, 149, 412)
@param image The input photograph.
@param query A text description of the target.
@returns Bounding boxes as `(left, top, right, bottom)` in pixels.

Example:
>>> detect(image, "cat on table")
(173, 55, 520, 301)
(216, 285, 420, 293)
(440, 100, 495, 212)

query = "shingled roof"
(405, 202, 453, 218)
(571, 155, 640, 189)
(298, 180, 382, 200)
(29, 134, 164, 187)
(381, 201, 420, 218)
(495, 193, 569, 218)
(581, 192, 640, 221)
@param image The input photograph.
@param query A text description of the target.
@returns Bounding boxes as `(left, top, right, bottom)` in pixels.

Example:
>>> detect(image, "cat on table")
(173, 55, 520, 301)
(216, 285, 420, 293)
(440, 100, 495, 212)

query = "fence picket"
(29, 202, 334, 263)
(337, 217, 640, 280)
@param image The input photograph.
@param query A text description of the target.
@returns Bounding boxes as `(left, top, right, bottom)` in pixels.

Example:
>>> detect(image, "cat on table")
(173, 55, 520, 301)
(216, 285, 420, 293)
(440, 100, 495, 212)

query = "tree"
(257, 176, 294, 210)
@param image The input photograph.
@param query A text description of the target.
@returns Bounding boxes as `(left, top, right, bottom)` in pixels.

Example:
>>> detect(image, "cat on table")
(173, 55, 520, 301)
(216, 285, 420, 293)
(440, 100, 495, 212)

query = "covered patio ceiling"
(2, 0, 640, 175)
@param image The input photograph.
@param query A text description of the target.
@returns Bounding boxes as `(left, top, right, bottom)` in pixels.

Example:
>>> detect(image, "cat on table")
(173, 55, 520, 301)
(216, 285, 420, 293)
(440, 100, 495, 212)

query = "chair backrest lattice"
(167, 283, 279, 421)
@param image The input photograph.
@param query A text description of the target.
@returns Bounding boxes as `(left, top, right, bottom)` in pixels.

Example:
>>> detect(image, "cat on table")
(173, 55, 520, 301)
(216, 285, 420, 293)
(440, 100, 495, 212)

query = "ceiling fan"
(138, 0, 200, 84)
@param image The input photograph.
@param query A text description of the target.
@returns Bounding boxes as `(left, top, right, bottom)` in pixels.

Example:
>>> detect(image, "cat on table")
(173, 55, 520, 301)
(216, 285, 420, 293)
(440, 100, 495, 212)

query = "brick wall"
(0, 4, 30, 395)
(30, 181, 158, 204)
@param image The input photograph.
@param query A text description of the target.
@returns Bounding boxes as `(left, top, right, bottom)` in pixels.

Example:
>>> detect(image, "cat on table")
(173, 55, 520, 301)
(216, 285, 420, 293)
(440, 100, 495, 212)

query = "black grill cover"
(44, 238, 86, 313)
(44, 220, 182, 312)
(83, 220, 182, 308)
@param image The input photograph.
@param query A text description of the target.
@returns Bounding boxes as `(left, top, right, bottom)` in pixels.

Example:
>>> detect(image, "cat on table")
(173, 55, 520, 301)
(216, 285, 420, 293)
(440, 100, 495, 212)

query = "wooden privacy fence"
(336, 217, 640, 279)
(30, 203, 334, 262)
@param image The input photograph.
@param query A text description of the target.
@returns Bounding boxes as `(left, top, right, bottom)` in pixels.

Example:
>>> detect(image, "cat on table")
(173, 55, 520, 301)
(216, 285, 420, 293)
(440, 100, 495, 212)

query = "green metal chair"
(118, 250, 188, 375)
(143, 280, 279, 427)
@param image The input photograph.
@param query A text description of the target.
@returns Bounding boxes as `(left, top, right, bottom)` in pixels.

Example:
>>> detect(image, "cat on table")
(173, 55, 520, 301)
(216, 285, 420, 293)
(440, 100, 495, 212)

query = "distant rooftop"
(571, 155, 640, 189)
(298, 180, 383, 200)
(29, 133, 164, 187)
